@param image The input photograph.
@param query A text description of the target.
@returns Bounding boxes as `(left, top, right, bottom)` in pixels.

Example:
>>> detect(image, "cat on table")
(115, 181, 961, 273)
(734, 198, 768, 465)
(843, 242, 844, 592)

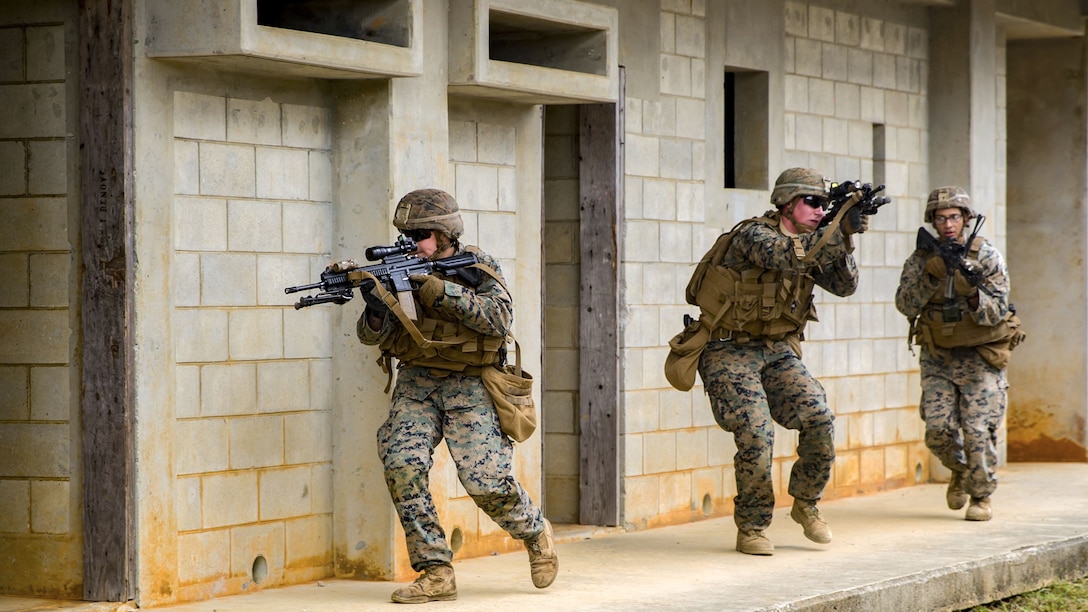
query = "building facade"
(0, 0, 1084, 606)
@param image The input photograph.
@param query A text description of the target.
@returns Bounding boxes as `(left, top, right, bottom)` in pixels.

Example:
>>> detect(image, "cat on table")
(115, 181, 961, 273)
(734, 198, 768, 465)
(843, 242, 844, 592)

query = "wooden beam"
(577, 69, 624, 526)
(79, 0, 135, 601)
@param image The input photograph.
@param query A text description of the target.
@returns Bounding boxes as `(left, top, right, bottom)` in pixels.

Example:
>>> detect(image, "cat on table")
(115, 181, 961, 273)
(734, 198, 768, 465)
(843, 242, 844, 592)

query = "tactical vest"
(687, 215, 818, 345)
(910, 237, 1025, 368)
(376, 247, 506, 372)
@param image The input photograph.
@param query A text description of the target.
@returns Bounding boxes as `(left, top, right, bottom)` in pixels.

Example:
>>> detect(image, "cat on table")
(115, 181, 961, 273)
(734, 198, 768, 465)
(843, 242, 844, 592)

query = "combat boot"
(965, 497, 992, 521)
(390, 563, 457, 604)
(790, 499, 832, 543)
(526, 519, 558, 588)
(946, 471, 968, 510)
(736, 529, 774, 556)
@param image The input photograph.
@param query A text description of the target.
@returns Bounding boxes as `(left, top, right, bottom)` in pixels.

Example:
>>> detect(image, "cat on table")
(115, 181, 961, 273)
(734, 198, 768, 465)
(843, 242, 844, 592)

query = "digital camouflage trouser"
(919, 348, 1007, 500)
(377, 367, 545, 571)
(699, 340, 835, 532)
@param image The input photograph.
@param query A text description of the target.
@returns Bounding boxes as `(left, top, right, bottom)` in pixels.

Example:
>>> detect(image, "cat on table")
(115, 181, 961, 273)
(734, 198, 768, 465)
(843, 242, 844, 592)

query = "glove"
(953, 260, 982, 295)
(923, 256, 947, 280)
(360, 279, 388, 315)
(841, 208, 870, 235)
(411, 274, 447, 308)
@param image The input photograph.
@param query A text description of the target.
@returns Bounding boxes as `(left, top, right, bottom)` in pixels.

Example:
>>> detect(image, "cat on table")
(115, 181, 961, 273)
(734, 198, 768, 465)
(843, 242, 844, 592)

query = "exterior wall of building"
(0, 1, 82, 598)
(0, 0, 1080, 605)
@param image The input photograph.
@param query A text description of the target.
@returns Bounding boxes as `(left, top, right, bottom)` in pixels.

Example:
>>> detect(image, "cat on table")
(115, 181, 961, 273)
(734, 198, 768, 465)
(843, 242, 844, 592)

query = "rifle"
(817, 180, 892, 229)
(915, 214, 986, 322)
(284, 235, 480, 319)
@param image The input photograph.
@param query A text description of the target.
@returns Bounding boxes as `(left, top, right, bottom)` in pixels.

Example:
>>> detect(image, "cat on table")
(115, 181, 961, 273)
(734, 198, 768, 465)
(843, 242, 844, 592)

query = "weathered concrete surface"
(5, 462, 1088, 612)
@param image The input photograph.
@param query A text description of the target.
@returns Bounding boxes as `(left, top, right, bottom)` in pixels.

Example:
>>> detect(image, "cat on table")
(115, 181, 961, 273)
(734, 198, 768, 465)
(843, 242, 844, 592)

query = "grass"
(965, 576, 1088, 611)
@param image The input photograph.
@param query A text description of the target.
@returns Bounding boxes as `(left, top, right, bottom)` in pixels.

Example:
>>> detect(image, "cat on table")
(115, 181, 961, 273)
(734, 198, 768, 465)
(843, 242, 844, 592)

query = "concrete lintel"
(997, 0, 1085, 39)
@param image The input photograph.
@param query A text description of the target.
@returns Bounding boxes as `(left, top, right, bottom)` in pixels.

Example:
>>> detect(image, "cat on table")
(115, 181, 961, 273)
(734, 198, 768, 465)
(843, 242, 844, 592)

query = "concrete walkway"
(5, 463, 1088, 612)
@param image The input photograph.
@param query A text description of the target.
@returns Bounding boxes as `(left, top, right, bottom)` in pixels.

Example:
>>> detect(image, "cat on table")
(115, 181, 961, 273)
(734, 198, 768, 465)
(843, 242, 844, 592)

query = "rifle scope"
(365, 236, 418, 261)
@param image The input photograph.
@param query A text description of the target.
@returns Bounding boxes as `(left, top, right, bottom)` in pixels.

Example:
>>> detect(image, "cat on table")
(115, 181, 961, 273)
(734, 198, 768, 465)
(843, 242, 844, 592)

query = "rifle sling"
(801, 193, 860, 264)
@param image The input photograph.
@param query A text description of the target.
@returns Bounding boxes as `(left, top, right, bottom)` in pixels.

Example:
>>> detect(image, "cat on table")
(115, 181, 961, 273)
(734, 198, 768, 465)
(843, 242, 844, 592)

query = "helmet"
(924, 186, 975, 222)
(393, 189, 464, 239)
(770, 168, 830, 207)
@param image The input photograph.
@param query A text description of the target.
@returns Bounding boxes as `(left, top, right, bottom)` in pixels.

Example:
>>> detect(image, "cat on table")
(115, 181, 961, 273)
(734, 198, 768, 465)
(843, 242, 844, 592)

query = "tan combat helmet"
(393, 188, 464, 239)
(925, 186, 975, 222)
(770, 167, 831, 207)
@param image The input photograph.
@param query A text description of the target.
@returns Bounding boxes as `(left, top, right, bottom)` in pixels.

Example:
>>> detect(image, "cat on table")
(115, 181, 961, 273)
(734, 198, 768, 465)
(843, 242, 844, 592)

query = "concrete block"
(455, 164, 499, 212)
(0, 29, 24, 81)
(659, 11, 676, 54)
(200, 362, 257, 417)
(282, 104, 331, 150)
(626, 133, 660, 178)
(175, 92, 226, 141)
(643, 98, 677, 137)
(176, 365, 200, 420)
(230, 414, 285, 470)
(174, 308, 229, 363)
(896, 56, 920, 93)
(0, 423, 68, 478)
(178, 530, 230, 583)
(659, 472, 691, 515)
(643, 431, 677, 474)
(0, 84, 66, 139)
(794, 39, 822, 77)
(835, 83, 861, 120)
(809, 6, 835, 42)
(449, 120, 477, 162)
(284, 410, 332, 465)
(660, 389, 693, 430)
(624, 434, 644, 477)
(307, 359, 331, 413)
(477, 123, 516, 165)
(847, 120, 872, 156)
(884, 372, 909, 409)
(873, 53, 896, 90)
(623, 475, 660, 522)
(884, 443, 909, 480)
(643, 179, 677, 220)
(257, 361, 310, 413)
(675, 98, 705, 140)
(0, 254, 28, 308)
(623, 305, 661, 349)
(545, 433, 579, 476)
(0, 141, 26, 195)
(29, 253, 68, 308)
(822, 117, 849, 153)
(823, 43, 847, 82)
(231, 522, 285, 580)
(860, 447, 885, 484)
(228, 307, 282, 359)
(0, 366, 28, 421)
(676, 181, 704, 224)
(199, 143, 255, 198)
(308, 151, 332, 203)
(675, 428, 706, 470)
(543, 303, 576, 348)
(873, 409, 899, 446)
(284, 307, 331, 359)
(285, 515, 332, 568)
(174, 253, 200, 308)
(256, 148, 309, 200)
(258, 254, 314, 307)
(660, 54, 691, 97)
(657, 223, 693, 266)
(542, 389, 576, 433)
(0, 198, 68, 250)
(227, 97, 282, 146)
(834, 449, 860, 486)
(675, 15, 706, 59)
(175, 197, 228, 252)
(477, 213, 516, 260)
(176, 418, 229, 475)
(544, 348, 579, 392)
(30, 479, 68, 534)
(201, 253, 257, 306)
(848, 48, 873, 86)
(794, 114, 823, 152)
(836, 11, 860, 47)
(203, 472, 260, 528)
(624, 389, 661, 434)
(259, 465, 311, 520)
(809, 78, 835, 116)
(784, 75, 808, 113)
(0, 311, 69, 364)
(785, 2, 808, 38)
(660, 139, 692, 180)
(27, 140, 66, 195)
(280, 202, 330, 254)
(860, 17, 884, 52)
(175, 140, 200, 196)
(29, 366, 68, 421)
(177, 476, 201, 532)
(229, 200, 283, 252)
(543, 263, 578, 307)
(884, 22, 906, 56)
(860, 87, 885, 124)
(0, 480, 30, 532)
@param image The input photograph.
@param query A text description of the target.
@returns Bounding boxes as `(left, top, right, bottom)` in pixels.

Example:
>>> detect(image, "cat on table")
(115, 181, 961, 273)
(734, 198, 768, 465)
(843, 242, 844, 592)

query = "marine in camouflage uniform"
(357, 189, 556, 603)
(895, 186, 1019, 522)
(692, 168, 870, 555)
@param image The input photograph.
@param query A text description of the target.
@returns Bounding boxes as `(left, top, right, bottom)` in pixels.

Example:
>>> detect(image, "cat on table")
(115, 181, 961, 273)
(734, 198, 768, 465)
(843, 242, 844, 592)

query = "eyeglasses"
(934, 214, 963, 224)
(801, 195, 829, 210)
(402, 229, 433, 241)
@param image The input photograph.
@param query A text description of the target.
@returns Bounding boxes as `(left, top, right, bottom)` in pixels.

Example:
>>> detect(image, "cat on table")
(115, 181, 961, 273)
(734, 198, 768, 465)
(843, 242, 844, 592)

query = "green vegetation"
(965, 576, 1088, 611)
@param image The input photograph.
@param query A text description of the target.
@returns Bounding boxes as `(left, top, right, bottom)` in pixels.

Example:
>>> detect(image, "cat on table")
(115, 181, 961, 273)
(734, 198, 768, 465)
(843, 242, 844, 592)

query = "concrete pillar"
(929, 0, 998, 221)
(1005, 36, 1088, 461)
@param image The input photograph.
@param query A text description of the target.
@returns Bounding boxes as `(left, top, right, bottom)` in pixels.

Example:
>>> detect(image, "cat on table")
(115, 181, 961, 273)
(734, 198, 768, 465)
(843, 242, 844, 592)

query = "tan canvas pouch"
(481, 339, 537, 443)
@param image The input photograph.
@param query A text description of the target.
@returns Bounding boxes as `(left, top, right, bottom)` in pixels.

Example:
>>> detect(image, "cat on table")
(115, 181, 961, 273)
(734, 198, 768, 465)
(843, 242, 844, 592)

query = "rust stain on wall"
(1008, 434, 1087, 462)
(1008, 401, 1087, 462)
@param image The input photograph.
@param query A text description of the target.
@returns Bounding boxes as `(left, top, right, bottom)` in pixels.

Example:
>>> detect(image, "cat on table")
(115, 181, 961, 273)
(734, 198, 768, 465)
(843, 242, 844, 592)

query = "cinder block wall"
(0, 3, 82, 597)
(171, 90, 335, 601)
